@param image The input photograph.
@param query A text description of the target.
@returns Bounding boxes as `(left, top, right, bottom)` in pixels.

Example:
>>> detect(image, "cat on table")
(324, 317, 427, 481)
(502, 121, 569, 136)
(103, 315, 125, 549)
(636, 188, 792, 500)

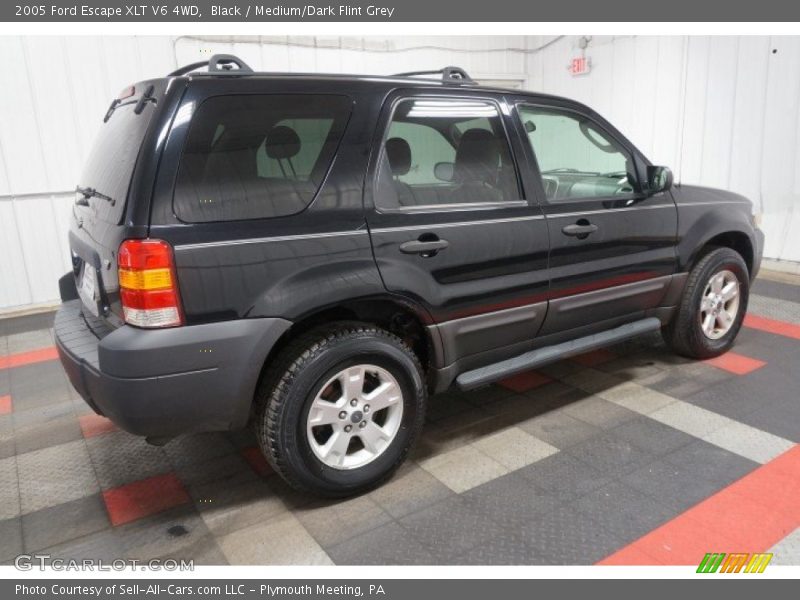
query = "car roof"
(172, 55, 572, 104)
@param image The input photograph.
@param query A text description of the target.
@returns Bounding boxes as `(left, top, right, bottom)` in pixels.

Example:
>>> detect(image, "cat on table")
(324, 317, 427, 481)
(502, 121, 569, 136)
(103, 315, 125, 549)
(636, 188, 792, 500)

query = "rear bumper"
(55, 299, 290, 437)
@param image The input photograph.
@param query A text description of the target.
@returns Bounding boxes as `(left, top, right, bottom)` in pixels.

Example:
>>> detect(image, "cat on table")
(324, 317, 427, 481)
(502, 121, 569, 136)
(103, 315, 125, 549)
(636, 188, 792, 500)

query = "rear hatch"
(69, 79, 167, 331)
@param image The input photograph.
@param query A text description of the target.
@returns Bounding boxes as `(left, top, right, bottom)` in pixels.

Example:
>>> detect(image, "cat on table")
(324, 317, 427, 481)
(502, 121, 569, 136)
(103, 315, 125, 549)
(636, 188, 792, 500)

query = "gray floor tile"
(735, 400, 800, 442)
(461, 471, 561, 529)
(163, 433, 236, 468)
(327, 521, 437, 565)
(0, 455, 20, 519)
(565, 431, 656, 476)
(116, 505, 214, 562)
(453, 528, 544, 565)
(662, 439, 759, 488)
(86, 431, 171, 489)
(518, 453, 612, 501)
(17, 440, 99, 514)
(295, 494, 392, 548)
(13, 416, 82, 455)
(519, 409, 601, 449)
(22, 493, 109, 552)
(610, 416, 696, 456)
(0, 517, 22, 562)
(398, 496, 501, 558)
(563, 396, 639, 429)
(621, 460, 722, 513)
(217, 511, 332, 565)
(516, 504, 624, 565)
(573, 481, 676, 545)
(366, 462, 452, 519)
(191, 477, 287, 538)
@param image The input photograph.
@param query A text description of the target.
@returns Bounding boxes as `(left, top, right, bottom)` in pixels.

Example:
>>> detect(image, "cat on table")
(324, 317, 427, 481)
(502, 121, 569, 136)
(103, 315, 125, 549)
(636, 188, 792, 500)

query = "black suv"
(56, 55, 764, 496)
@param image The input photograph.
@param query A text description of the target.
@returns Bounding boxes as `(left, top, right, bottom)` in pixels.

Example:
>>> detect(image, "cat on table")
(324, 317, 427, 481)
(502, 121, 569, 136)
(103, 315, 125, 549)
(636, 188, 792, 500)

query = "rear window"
(173, 94, 351, 223)
(78, 88, 160, 223)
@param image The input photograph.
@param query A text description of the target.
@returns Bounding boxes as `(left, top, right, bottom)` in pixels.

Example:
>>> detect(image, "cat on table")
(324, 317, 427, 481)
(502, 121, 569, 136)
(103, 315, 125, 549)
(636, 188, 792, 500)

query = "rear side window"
(174, 94, 351, 222)
(375, 98, 520, 209)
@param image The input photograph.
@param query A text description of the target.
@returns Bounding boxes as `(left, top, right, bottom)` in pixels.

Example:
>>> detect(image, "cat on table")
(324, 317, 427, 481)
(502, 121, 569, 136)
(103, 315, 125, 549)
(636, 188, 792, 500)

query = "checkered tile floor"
(1, 274, 799, 566)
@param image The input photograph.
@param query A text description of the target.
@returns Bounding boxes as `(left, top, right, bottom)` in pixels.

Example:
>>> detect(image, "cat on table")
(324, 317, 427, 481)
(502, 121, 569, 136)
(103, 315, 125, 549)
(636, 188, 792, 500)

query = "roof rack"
(169, 54, 254, 77)
(393, 66, 477, 85)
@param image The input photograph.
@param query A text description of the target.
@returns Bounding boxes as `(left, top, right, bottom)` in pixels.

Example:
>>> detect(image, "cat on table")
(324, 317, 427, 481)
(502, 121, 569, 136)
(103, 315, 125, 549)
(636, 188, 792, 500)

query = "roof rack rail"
(393, 66, 477, 85)
(169, 54, 254, 77)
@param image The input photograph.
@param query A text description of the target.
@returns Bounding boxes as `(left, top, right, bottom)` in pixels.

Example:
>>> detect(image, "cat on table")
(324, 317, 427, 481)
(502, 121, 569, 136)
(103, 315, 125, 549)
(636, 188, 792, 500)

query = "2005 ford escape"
(56, 55, 764, 496)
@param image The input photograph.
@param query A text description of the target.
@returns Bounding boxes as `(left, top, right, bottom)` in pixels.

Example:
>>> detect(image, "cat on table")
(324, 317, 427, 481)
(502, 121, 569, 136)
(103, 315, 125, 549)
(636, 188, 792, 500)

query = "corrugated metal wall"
(1, 35, 798, 312)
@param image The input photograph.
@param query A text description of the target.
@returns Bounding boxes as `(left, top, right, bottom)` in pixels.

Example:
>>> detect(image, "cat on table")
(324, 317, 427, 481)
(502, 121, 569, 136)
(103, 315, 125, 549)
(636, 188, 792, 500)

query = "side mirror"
(434, 161, 455, 182)
(647, 166, 673, 194)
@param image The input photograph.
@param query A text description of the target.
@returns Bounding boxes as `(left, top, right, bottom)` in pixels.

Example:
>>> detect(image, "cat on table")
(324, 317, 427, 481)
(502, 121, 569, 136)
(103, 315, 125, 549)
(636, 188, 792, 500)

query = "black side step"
(456, 317, 662, 391)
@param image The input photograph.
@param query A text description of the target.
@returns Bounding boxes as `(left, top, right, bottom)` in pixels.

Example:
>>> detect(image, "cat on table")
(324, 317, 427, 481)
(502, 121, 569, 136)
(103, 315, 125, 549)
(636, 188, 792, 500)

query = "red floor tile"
(78, 414, 118, 438)
(570, 348, 617, 367)
(598, 445, 800, 566)
(241, 446, 273, 477)
(102, 473, 190, 526)
(0, 395, 11, 415)
(744, 314, 800, 341)
(498, 371, 553, 393)
(704, 351, 766, 375)
(0, 346, 59, 370)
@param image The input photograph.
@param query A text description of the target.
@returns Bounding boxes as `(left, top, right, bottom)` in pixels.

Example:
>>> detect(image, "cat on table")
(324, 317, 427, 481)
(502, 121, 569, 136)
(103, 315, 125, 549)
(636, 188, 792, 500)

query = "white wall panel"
(1, 34, 799, 312)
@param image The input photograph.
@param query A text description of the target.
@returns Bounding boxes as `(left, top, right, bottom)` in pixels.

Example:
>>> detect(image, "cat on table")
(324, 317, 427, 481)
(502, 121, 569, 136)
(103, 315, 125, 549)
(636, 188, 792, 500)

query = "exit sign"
(569, 56, 592, 76)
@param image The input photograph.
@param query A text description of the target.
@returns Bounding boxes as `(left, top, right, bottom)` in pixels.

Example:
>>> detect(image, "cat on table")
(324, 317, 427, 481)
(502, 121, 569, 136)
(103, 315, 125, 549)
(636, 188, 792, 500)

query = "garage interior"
(1, 35, 799, 566)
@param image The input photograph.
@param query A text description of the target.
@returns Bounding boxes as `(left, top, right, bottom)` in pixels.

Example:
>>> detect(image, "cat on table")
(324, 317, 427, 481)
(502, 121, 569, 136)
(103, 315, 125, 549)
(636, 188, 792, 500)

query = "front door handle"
(399, 237, 449, 257)
(562, 221, 598, 238)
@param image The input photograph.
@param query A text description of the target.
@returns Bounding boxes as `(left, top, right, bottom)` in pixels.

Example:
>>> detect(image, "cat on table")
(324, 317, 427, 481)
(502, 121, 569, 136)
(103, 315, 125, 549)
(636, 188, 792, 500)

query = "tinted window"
(174, 95, 351, 222)
(78, 89, 161, 224)
(376, 99, 520, 209)
(518, 106, 638, 201)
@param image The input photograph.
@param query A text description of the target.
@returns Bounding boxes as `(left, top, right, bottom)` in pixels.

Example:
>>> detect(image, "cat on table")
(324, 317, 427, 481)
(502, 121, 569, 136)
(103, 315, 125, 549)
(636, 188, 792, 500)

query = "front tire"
(255, 323, 426, 497)
(663, 247, 750, 359)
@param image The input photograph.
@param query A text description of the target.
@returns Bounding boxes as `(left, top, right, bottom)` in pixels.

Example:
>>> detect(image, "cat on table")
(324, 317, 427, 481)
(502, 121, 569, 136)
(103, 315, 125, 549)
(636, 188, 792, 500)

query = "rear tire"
(255, 323, 426, 497)
(663, 247, 749, 359)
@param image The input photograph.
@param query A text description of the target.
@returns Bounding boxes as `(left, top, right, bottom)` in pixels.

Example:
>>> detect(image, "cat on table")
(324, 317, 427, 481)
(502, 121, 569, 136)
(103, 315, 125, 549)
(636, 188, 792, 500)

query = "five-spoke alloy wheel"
(255, 324, 426, 497)
(664, 247, 750, 359)
(306, 365, 404, 470)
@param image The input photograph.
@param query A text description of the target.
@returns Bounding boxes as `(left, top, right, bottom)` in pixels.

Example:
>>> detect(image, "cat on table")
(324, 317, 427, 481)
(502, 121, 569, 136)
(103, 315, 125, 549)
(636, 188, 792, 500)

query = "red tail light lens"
(118, 239, 184, 328)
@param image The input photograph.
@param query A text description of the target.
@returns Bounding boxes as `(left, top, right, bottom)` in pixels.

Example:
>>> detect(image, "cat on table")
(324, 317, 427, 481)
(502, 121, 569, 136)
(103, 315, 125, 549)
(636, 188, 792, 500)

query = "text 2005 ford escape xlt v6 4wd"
(55, 56, 764, 496)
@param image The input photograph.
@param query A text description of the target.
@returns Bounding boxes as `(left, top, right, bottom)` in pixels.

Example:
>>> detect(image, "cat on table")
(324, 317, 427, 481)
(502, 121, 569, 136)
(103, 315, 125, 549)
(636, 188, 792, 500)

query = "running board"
(456, 317, 662, 391)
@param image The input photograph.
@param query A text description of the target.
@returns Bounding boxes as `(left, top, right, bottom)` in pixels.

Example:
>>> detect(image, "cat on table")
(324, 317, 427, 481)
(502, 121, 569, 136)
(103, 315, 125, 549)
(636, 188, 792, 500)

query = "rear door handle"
(562, 222, 598, 237)
(399, 238, 449, 257)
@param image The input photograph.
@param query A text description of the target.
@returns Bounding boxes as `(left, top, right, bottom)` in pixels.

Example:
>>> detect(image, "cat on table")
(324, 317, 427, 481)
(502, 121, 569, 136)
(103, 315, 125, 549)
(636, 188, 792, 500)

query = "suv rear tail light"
(118, 239, 184, 328)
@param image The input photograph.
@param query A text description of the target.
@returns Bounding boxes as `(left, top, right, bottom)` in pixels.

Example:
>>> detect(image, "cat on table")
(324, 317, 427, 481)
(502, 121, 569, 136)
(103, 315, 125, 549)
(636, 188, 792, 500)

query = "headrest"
(453, 128, 501, 184)
(264, 125, 301, 160)
(385, 137, 412, 176)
